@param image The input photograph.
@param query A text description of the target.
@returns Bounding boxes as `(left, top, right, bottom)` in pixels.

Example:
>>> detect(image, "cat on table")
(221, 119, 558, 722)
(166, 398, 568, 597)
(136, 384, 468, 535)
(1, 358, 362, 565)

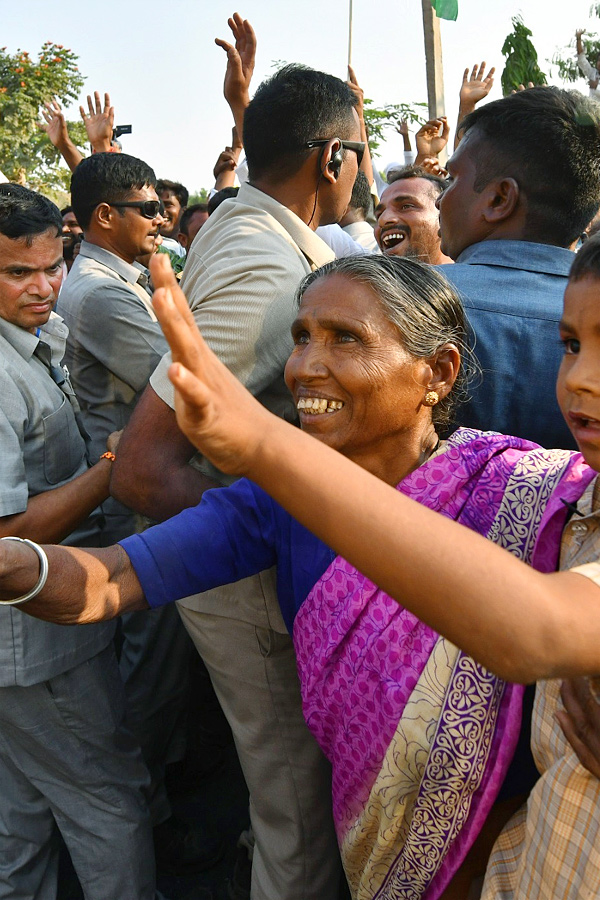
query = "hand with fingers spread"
(79, 91, 114, 153)
(455, 62, 495, 148)
(415, 117, 449, 163)
(39, 98, 84, 172)
(215, 12, 256, 136)
(557, 677, 600, 779)
(150, 254, 269, 477)
(40, 98, 69, 148)
(459, 62, 496, 109)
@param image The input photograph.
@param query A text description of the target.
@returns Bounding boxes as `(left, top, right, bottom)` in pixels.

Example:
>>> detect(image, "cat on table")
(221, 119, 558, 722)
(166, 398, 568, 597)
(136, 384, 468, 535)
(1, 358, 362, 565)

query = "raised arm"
(576, 28, 585, 57)
(215, 13, 256, 138)
(455, 62, 495, 149)
(396, 118, 412, 153)
(213, 127, 243, 191)
(346, 65, 375, 187)
(149, 254, 600, 686)
(39, 99, 84, 172)
(79, 91, 115, 154)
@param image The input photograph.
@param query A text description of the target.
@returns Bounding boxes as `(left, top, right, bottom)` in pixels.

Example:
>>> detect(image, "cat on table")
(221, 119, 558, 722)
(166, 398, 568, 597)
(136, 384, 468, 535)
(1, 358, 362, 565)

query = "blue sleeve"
(119, 479, 279, 608)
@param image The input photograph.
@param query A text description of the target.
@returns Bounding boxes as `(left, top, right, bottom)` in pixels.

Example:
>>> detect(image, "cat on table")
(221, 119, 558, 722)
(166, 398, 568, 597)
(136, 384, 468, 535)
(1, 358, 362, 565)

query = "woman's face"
(284, 273, 437, 482)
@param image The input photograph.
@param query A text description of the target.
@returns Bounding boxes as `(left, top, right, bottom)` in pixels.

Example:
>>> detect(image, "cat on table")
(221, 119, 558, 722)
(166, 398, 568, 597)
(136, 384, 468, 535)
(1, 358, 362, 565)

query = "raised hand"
(150, 254, 269, 476)
(39, 98, 83, 172)
(395, 118, 409, 138)
(415, 117, 449, 160)
(511, 82, 535, 93)
(215, 13, 256, 116)
(418, 156, 448, 178)
(213, 147, 239, 180)
(557, 677, 600, 779)
(79, 91, 114, 152)
(40, 98, 70, 148)
(459, 62, 495, 108)
(346, 64, 365, 120)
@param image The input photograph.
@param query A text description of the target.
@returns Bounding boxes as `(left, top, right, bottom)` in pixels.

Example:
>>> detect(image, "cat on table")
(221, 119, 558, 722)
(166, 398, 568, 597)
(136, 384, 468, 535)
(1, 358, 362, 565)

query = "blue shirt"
(120, 479, 336, 633)
(440, 240, 576, 450)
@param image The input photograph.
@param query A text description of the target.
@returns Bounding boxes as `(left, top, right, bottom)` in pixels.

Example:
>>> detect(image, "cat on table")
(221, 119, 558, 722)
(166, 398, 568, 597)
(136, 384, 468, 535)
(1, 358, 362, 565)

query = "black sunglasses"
(109, 200, 165, 219)
(305, 139, 365, 167)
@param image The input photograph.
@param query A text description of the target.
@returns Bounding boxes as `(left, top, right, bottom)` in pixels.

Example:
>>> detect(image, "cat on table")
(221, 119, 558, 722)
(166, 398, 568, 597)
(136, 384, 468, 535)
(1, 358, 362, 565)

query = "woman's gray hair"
(295, 254, 476, 430)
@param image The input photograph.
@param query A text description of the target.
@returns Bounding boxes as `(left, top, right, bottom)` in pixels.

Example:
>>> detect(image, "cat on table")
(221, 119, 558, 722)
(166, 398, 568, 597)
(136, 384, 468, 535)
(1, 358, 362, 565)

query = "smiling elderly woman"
(0, 255, 581, 900)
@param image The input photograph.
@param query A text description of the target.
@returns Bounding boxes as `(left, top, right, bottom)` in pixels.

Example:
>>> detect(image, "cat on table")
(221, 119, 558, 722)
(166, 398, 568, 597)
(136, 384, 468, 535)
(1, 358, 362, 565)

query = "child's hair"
(569, 233, 600, 282)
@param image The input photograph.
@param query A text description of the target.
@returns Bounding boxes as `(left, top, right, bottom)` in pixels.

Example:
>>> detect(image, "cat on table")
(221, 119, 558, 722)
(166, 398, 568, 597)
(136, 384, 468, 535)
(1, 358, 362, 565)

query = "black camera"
(112, 124, 132, 140)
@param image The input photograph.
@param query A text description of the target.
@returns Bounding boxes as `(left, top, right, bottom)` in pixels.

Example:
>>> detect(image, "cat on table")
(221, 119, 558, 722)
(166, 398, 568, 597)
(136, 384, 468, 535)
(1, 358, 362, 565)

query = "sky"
(3, 0, 599, 192)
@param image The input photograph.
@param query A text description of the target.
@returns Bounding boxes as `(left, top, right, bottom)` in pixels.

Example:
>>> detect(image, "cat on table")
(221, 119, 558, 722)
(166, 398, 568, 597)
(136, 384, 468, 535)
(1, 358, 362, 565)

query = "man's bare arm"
(39, 99, 84, 172)
(0, 455, 114, 544)
(110, 385, 218, 521)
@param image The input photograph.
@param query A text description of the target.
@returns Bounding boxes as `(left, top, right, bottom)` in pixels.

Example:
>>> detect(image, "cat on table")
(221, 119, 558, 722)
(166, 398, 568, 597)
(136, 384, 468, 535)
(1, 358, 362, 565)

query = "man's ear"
(320, 138, 344, 185)
(178, 232, 188, 250)
(482, 177, 520, 225)
(94, 202, 114, 231)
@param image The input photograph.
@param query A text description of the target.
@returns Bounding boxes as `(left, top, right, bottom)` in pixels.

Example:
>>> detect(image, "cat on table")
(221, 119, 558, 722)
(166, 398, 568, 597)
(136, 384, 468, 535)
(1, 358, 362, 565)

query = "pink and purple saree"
(293, 429, 594, 900)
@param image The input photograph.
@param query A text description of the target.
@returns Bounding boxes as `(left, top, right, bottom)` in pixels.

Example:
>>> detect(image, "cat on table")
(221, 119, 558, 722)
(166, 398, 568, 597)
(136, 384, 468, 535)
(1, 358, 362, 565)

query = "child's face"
(557, 275, 600, 471)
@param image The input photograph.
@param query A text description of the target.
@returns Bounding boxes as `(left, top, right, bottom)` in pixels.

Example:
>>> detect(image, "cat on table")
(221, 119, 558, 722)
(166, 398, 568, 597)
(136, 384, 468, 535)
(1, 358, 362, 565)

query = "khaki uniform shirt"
(150, 182, 335, 629)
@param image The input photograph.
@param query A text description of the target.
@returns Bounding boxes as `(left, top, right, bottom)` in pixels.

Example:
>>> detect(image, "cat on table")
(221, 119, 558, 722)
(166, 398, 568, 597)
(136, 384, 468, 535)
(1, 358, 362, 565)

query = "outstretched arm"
(39, 99, 84, 172)
(455, 62, 495, 149)
(149, 254, 600, 685)
(215, 13, 256, 138)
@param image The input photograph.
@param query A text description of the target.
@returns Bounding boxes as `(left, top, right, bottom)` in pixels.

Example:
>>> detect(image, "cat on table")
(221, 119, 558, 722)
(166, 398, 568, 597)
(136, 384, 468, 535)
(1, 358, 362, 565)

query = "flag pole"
(348, 0, 353, 69)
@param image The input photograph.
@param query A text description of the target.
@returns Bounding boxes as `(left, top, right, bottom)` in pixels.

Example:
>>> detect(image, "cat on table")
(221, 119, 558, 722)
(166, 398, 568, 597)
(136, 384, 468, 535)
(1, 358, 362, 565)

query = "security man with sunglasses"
(59, 152, 221, 884)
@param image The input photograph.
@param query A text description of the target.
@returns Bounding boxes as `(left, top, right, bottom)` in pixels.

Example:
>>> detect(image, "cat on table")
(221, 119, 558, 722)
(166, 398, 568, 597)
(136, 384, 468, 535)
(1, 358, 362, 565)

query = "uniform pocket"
(42, 395, 85, 485)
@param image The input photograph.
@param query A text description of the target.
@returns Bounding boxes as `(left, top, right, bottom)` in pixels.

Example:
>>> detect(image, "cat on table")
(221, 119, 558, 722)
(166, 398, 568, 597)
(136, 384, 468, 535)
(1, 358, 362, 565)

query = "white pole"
(348, 0, 353, 69)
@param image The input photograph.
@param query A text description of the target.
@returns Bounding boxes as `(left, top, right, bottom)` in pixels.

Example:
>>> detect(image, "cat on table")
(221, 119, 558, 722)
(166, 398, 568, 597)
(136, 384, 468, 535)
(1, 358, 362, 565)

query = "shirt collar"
(455, 240, 575, 276)
(235, 183, 335, 269)
(78, 239, 149, 286)
(0, 311, 67, 364)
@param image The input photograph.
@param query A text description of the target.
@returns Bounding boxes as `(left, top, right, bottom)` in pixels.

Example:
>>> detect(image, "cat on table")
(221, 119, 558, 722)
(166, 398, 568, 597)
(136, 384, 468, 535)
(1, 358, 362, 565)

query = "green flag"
(431, 0, 458, 20)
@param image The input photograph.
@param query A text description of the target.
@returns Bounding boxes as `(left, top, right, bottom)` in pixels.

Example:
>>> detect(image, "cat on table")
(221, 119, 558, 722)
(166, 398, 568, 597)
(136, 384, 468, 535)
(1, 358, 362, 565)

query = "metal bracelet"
(0, 537, 49, 605)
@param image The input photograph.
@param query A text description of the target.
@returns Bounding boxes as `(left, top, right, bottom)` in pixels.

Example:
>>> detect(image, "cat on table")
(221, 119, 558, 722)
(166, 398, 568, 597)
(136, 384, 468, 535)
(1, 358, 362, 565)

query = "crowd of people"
(2, 11, 600, 900)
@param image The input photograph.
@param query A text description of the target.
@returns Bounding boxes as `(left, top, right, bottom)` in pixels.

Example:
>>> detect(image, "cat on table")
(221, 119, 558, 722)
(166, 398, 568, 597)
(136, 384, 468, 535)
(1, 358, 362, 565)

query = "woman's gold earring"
(424, 390, 439, 406)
